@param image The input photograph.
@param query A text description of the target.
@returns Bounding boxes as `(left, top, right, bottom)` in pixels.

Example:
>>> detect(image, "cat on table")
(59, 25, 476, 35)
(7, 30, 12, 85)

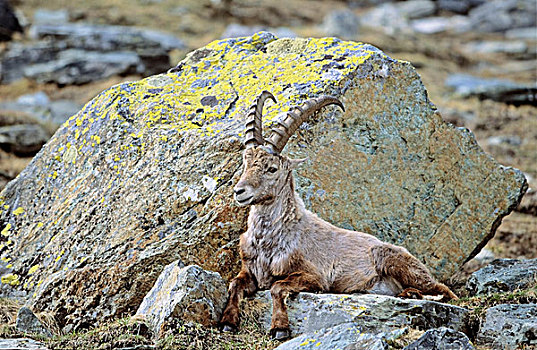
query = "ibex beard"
(220, 91, 458, 340)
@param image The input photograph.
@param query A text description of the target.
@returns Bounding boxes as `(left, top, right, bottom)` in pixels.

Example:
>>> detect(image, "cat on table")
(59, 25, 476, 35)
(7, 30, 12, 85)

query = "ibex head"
(233, 91, 344, 206)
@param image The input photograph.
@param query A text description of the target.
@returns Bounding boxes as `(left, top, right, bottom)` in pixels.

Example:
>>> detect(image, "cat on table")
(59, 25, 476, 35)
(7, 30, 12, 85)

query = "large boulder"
(0, 32, 526, 330)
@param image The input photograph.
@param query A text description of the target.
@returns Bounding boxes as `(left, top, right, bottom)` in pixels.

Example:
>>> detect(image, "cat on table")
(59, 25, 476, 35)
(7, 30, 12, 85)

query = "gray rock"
(466, 258, 537, 295)
(0, 41, 64, 83)
(136, 263, 227, 337)
(463, 40, 528, 54)
(468, 0, 537, 32)
(411, 16, 472, 34)
(437, 0, 472, 14)
(361, 3, 411, 35)
(275, 323, 404, 350)
(32, 9, 69, 25)
(0, 338, 49, 349)
(471, 247, 495, 265)
(0, 33, 525, 331)
(361, 1, 436, 34)
(404, 327, 474, 350)
(397, 0, 436, 19)
(23, 49, 143, 85)
(0, 23, 184, 82)
(0, 0, 23, 41)
(445, 73, 537, 104)
(486, 135, 522, 147)
(505, 27, 537, 40)
(477, 304, 537, 349)
(321, 9, 360, 39)
(0, 95, 81, 130)
(0, 124, 49, 155)
(29, 23, 185, 52)
(15, 307, 52, 337)
(246, 291, 468, 337)
(221, 23, 296, 39)
(17, 92, 50, 107)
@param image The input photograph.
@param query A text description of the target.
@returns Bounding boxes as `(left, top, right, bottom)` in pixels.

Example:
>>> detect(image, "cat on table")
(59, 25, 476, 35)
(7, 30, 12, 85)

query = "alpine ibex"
(220, 91, 458, 340)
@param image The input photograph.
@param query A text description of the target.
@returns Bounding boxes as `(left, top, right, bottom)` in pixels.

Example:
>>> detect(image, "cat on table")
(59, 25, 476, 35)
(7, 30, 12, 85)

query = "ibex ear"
(289, 157, 308, 169)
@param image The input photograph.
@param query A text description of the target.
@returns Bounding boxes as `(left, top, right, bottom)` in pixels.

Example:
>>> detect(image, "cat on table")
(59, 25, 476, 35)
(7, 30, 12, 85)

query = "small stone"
(0, 124, 49, 155)
(0, 338, 49, 349)
(411, 17, 452, 34)
(396, 0, 436, 19)
(136, 263, 227, 337)
(471, 248, 495, 265)
(404, 327, 474, 350)
(466, 258, 537, 295)
(445, 73, 537, 104)
(410, 16, 471, 34)
(361, 3, 410, 35)
(32, 9, 69, 25)
(17, 92, 50, 107)
(437, 0, 471, 14)
(477, 304, 537, 349)
(486, 135, 522, 147)
(463, 40, 528, 54)
(320, 9, 360, 39)
(505, 27, 537, 40)
(15, 307, 52, 337)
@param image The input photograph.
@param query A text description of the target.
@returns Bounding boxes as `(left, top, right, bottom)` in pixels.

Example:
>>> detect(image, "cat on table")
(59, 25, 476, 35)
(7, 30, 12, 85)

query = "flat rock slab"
(445, 73, 537, 104)
(477, 303, 537, 349)
(466, 258, 537, 295)
(246, 291, 468, 337)
(0, 338, 49, 350)
(0, 32, 526, 330)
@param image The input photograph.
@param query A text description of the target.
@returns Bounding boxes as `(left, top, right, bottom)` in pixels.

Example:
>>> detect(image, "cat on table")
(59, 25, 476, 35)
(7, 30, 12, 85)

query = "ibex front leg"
(220, 269, 257, 332)
(269, 271, 323, 340)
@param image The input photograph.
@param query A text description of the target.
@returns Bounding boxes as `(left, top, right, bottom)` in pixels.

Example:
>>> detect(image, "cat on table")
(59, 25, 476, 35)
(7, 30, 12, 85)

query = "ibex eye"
(268, 167, 278, 173)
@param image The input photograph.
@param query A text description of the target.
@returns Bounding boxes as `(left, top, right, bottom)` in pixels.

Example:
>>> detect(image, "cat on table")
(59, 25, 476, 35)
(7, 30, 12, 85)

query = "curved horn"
(265, 95, 344, 153)
(244, 91, 277, 148)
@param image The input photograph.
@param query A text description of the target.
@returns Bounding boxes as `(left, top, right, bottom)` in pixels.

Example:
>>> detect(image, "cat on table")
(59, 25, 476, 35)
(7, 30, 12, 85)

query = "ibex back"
(220, 91, 458, 340)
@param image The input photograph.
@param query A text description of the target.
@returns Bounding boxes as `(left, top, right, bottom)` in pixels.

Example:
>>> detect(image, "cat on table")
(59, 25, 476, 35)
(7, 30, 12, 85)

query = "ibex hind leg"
(370, 244, 458, 301)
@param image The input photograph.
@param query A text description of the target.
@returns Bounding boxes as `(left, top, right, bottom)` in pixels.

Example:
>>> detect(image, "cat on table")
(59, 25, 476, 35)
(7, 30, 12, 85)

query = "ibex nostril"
(234, 188, 245, 196)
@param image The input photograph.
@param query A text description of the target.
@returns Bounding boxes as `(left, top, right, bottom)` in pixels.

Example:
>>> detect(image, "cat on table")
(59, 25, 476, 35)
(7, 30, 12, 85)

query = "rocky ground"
(0, 0, 536, 349)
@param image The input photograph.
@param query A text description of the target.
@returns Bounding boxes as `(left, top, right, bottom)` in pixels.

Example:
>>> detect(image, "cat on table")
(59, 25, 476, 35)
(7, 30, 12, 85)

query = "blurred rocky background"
(0, 0, 535, 349)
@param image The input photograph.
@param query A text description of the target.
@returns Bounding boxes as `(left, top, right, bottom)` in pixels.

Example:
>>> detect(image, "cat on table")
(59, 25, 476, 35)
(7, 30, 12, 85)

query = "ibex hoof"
(270, 328, 290, 340)
(221, 324, 236, 333)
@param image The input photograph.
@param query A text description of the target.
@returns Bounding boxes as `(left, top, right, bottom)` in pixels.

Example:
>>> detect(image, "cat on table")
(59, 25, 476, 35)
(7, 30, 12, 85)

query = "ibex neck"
(250, 174, 303, 233)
